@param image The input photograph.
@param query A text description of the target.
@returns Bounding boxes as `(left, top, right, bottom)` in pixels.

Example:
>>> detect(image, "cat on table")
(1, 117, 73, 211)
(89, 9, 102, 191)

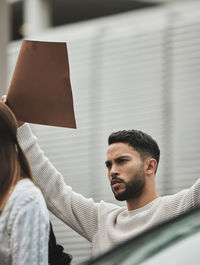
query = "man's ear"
(145, 158, 157, 176)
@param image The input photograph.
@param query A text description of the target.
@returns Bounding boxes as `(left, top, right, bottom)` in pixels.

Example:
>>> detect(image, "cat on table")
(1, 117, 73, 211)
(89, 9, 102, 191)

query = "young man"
(17, 124, 200, 256)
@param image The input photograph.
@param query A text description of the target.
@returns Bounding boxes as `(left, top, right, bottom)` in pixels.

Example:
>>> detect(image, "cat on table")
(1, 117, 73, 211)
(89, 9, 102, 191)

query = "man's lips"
(112, 183, 121, 190)
(111, 179, 123, 189)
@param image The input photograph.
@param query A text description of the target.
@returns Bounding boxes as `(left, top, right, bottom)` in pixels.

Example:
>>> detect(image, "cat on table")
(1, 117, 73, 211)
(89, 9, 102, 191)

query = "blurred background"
(1, 0, 200, 264)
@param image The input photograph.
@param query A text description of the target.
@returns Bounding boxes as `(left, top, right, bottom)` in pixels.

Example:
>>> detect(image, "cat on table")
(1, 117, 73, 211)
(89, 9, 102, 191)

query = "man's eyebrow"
(115, 155, 130, 160)
(105, 155, 130, 164)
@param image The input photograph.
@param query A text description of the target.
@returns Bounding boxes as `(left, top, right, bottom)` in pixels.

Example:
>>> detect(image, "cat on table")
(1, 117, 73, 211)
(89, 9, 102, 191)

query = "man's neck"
(126, 190, 160, 211)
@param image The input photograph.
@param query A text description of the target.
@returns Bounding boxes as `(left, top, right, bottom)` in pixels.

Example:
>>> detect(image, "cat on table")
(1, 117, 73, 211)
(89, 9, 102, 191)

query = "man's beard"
(112, 166, 145, 201)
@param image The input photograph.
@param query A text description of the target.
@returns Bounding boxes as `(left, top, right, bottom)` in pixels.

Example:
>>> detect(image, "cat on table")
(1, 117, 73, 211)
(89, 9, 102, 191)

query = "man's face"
(105, 142, 146, 201)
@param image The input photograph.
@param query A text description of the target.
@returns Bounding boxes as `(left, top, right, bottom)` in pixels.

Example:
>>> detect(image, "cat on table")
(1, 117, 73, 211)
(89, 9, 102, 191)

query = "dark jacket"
(49, 222, 72, 265)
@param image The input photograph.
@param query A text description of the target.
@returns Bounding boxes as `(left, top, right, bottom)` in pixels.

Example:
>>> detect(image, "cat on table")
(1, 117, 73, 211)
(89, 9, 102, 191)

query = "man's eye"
(118, 159, 128, 163)
(105, 162, 112, 169)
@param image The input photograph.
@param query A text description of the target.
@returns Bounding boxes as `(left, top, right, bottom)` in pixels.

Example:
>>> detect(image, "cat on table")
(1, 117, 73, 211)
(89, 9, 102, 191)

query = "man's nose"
(110, 165, 119, 178)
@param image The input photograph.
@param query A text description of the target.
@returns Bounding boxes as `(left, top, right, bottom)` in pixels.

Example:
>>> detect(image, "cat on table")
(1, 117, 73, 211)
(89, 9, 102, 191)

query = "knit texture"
(0, 179, 49, 265)
(18, 124, 200, 256)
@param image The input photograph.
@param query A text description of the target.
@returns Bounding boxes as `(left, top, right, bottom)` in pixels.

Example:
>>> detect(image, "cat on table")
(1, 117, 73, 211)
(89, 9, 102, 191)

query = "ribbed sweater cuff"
(17, 123, 33, 145)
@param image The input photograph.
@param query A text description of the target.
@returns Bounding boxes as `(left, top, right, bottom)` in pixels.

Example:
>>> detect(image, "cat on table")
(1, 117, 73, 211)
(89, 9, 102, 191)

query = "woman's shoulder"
(13, 178, 43, 199)
(7, 179, 48, 215)
(1, 179, 49, 234)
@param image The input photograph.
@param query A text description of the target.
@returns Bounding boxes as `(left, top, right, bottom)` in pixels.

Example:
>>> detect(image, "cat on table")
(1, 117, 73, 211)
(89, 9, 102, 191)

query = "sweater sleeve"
(182, 177, 200, 209)
(163, 178, 200, 215)
(17, 124, 99, 241)
(10, 198, 49, 265)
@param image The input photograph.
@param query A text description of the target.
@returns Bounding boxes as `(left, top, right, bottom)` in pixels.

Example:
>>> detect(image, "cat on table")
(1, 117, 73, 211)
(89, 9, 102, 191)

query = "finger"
(2, 95, 7, 103)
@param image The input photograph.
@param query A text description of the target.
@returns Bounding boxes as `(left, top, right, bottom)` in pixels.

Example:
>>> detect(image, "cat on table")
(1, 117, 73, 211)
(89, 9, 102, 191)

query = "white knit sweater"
(17, 123, 200, 256)
(0, 179, 49, 265)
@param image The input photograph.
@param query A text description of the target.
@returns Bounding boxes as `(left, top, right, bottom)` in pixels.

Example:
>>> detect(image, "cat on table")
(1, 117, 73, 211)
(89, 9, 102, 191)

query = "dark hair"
(0, 102, 33, 206)
(108, 129, 160, 171)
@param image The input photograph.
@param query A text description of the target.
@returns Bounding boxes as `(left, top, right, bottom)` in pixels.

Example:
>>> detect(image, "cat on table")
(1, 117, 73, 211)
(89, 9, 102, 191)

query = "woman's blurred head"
(0, 101, 18, 142)
(0, 102, 32, 205)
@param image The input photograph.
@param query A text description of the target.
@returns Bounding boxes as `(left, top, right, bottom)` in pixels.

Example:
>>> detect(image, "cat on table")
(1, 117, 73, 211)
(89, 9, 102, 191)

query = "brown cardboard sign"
(7, 40, 76, 128)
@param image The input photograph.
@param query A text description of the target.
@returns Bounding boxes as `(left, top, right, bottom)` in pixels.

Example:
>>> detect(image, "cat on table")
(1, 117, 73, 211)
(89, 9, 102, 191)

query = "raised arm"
(17, 124, 99, 241)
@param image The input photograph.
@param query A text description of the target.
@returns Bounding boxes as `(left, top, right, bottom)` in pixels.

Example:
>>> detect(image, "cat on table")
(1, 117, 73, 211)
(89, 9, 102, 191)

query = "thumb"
(2, 95, 7, 103)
